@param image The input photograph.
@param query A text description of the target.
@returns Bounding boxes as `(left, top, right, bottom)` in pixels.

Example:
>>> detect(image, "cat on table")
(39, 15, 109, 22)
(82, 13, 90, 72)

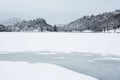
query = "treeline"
(0, 18, 55, 32)
(0, 9, 120, 32)
(57, 9, 120, 32)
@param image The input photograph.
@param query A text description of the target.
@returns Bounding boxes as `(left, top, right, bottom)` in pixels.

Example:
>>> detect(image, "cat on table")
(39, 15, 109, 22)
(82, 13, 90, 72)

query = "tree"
(113, 26, 117, 32)
(54, 25, 57, 32)
(0, 24, 6, 32)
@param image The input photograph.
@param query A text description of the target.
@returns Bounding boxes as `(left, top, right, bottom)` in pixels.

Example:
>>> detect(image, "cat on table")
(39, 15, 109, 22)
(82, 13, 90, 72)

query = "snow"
(35, 52, 57, 55)
(0, 61, 98, 80)
(53, 56, 66, 59)
(82, 30, 93, 32)
(0, 32, 120, 55)
(107, 29, 120, 33)
(95, 57, 120, 61)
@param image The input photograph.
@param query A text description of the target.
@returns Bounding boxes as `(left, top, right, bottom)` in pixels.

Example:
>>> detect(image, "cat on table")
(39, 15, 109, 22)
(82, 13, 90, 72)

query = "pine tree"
(54, 25, 57, 32)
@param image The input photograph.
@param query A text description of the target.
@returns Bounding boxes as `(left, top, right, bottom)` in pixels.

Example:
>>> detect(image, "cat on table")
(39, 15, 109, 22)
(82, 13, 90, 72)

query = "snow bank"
(0, 32, 120, 55)
(108, 29, 120, 33)
(82, 30, 93, 32)
(0, 61, 98, 80)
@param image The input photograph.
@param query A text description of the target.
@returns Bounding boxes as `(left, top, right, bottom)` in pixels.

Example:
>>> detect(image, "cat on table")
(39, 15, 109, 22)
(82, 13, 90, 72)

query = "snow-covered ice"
(0, 61, 98, 80)
(95, 57, 120, 61)
(0, 52, 120, 80)
(35, 52, 57, 55)
(53, 56, 66, 59)
(0, 32, 120, 55)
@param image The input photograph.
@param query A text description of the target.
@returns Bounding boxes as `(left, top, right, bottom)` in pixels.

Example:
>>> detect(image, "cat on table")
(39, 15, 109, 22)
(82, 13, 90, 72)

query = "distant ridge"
(0, 9, 120, 32)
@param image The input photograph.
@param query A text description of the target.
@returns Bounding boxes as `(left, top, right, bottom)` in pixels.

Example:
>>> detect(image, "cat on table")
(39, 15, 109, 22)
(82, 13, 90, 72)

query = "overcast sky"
(0, 0, 120, 25)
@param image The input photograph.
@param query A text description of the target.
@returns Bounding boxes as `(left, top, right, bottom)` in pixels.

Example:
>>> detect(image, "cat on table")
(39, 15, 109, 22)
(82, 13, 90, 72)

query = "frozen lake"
(0, 32, 120, 54)
(0, 51, 120, 80)
(0, 33, 120, 80)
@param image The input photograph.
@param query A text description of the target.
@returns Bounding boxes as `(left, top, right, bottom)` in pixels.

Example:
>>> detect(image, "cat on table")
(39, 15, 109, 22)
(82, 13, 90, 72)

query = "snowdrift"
(0, 61, 98, 80)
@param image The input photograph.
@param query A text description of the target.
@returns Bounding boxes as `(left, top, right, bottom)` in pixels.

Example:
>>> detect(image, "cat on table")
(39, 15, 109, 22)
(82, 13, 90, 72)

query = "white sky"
(0, 0, 120, 25)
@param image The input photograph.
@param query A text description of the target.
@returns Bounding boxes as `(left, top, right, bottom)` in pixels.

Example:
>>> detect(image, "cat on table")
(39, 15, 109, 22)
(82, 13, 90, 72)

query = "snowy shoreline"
(0, 61, 98, 80)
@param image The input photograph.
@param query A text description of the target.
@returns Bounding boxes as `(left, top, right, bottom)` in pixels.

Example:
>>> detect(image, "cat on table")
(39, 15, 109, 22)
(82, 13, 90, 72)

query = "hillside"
(0, 18, 22, 26)
(58, 9, 120, 32)
(0, 18, 54, 32)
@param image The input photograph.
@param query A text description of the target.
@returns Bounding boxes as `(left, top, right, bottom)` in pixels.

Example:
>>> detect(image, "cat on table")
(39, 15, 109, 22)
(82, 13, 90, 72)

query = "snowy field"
(0, 32, 120, 55)
(0, 32, 120, 80)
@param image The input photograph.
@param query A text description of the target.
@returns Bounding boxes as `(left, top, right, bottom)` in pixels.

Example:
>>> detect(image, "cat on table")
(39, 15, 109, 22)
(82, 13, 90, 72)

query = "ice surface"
(0, 61, 98, 80)
(0, 32, 120, 55)
(0, 52, 120, 80)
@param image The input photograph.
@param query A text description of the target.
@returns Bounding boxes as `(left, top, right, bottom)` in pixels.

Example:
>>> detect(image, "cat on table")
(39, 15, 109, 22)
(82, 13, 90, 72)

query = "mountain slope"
(0, 18, 22, 26)
(60, 9, 120, 32)
(3, 18, 54, 32)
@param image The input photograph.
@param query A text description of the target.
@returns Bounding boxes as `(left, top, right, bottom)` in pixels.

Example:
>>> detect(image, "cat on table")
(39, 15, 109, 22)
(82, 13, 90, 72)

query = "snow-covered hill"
(0, 18, 22, 26)
(0, 18, 54, 32)
(62, 9, 120, 32)
(0, 61, 98, 80)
